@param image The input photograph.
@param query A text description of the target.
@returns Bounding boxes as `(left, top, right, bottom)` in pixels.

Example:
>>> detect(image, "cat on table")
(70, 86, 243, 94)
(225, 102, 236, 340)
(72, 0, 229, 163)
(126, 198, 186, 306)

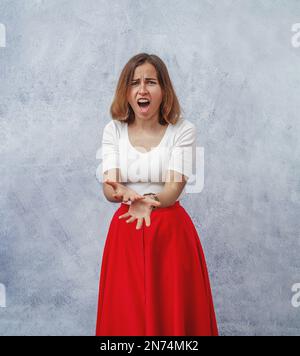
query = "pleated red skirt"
(95, 200, 218, 336)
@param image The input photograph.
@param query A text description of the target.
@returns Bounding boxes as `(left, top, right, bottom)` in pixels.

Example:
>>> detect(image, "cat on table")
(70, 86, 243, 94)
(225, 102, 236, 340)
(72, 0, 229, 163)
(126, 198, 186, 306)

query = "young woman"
(95, 53, 218, 336)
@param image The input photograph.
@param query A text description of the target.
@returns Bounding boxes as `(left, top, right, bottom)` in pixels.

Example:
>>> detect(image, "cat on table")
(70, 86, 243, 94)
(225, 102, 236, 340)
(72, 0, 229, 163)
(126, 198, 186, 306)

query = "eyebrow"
(131, 77, 157, 81)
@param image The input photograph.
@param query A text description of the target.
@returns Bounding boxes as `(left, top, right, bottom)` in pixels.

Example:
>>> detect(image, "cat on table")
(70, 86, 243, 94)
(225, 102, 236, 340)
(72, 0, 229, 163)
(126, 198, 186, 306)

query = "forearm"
(154, 183, 184, 209)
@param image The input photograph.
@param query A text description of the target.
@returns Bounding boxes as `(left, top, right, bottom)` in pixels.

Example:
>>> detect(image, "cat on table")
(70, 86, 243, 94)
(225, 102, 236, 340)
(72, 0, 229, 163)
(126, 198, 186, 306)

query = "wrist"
(143, 193, 160, 210)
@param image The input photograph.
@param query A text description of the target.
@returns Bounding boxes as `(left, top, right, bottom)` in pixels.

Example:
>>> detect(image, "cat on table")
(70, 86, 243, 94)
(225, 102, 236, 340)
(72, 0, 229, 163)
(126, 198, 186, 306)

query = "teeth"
(138, 99, 150, 103)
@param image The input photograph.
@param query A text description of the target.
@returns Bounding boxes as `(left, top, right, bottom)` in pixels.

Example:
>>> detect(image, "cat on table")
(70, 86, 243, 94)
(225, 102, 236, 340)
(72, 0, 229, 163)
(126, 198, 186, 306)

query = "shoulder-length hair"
(110, 53, 182, 126)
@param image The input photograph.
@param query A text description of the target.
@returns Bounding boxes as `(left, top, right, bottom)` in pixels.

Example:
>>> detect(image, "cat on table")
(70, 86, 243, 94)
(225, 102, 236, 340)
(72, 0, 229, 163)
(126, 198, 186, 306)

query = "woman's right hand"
(104, 179, 146, 203)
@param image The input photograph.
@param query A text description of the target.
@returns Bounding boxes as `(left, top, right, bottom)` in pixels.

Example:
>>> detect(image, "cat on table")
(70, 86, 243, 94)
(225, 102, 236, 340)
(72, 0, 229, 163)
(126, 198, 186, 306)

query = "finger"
(131, 195, 143, 202)
(144, 215, 151, 227)
(136, 218, 143, 230)
(126, 216, 136, 223)
(123, 195, 129, 202)
(152, 200, 161, 207)
(113, 193, 122, 198)
(119, 212, 130, 219)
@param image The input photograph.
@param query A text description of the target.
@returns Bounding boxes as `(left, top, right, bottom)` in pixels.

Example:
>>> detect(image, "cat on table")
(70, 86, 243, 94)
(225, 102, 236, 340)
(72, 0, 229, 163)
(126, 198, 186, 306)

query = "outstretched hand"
(104, 179, 146, 203)
(118, 195, 161, 230)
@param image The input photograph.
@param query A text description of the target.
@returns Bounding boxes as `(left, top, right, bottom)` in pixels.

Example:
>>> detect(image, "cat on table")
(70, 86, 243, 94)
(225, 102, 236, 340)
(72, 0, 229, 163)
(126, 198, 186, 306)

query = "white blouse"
(98, 117, 196, 202)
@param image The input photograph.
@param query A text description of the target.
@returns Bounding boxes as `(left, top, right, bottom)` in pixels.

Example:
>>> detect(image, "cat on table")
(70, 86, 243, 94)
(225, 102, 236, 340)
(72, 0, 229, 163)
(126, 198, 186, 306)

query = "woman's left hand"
(118, 195, 161, 230)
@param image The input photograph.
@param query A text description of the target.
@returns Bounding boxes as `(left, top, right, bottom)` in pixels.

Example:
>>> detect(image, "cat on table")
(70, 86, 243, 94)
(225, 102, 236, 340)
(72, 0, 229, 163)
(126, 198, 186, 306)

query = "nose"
(138, 80, 148, 94)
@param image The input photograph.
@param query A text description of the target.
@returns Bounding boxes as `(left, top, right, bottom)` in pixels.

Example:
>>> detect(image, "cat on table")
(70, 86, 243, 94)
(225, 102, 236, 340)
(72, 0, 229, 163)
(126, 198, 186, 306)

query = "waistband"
(120, 200, 181, 212)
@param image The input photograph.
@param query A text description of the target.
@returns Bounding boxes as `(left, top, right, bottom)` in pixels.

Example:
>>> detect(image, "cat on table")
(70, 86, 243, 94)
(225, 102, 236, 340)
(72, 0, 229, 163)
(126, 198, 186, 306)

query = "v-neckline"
(126, 123, 170, 155)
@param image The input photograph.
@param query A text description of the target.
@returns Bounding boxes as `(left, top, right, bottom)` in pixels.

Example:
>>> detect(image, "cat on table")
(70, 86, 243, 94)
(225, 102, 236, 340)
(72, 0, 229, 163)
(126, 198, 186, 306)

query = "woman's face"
(127, 62, 163, 121)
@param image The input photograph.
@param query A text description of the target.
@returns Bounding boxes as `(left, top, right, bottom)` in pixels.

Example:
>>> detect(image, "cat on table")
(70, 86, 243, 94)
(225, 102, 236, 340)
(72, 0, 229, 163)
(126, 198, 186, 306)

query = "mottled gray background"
(0, 0, 300, 336)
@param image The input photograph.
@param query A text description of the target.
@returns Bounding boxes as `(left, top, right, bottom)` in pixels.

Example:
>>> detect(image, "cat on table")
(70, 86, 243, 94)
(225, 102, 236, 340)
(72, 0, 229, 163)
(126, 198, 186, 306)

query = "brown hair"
(110, 53, 182, 126)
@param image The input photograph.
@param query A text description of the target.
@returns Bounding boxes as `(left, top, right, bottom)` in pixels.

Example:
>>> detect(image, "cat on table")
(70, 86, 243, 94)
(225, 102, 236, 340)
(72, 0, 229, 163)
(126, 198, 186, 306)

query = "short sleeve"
(167, 123, 196, 181)
(101, 121, 120, 175)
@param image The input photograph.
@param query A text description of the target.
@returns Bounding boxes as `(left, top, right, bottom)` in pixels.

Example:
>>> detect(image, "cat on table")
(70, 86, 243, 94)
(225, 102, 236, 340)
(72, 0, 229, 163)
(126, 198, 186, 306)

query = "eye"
(130, 81, 157, 85)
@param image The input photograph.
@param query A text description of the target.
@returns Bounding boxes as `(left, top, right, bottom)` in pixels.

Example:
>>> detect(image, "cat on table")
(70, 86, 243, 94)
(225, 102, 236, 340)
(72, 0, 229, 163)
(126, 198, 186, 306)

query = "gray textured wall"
(0, 0, 300, 336)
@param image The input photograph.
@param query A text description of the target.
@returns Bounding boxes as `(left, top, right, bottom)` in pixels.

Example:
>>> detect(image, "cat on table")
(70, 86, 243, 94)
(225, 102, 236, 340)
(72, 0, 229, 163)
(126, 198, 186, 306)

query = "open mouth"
(137, 99, 151, 113)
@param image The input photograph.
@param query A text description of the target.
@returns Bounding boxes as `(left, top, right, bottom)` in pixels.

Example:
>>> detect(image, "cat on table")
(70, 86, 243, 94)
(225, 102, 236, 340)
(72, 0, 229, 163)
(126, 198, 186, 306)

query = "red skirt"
(95, 200, 218, 336)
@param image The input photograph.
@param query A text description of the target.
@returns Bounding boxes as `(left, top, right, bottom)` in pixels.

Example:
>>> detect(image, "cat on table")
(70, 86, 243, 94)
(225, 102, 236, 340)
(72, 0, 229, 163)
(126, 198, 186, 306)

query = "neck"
(131, 114, 161, 131)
